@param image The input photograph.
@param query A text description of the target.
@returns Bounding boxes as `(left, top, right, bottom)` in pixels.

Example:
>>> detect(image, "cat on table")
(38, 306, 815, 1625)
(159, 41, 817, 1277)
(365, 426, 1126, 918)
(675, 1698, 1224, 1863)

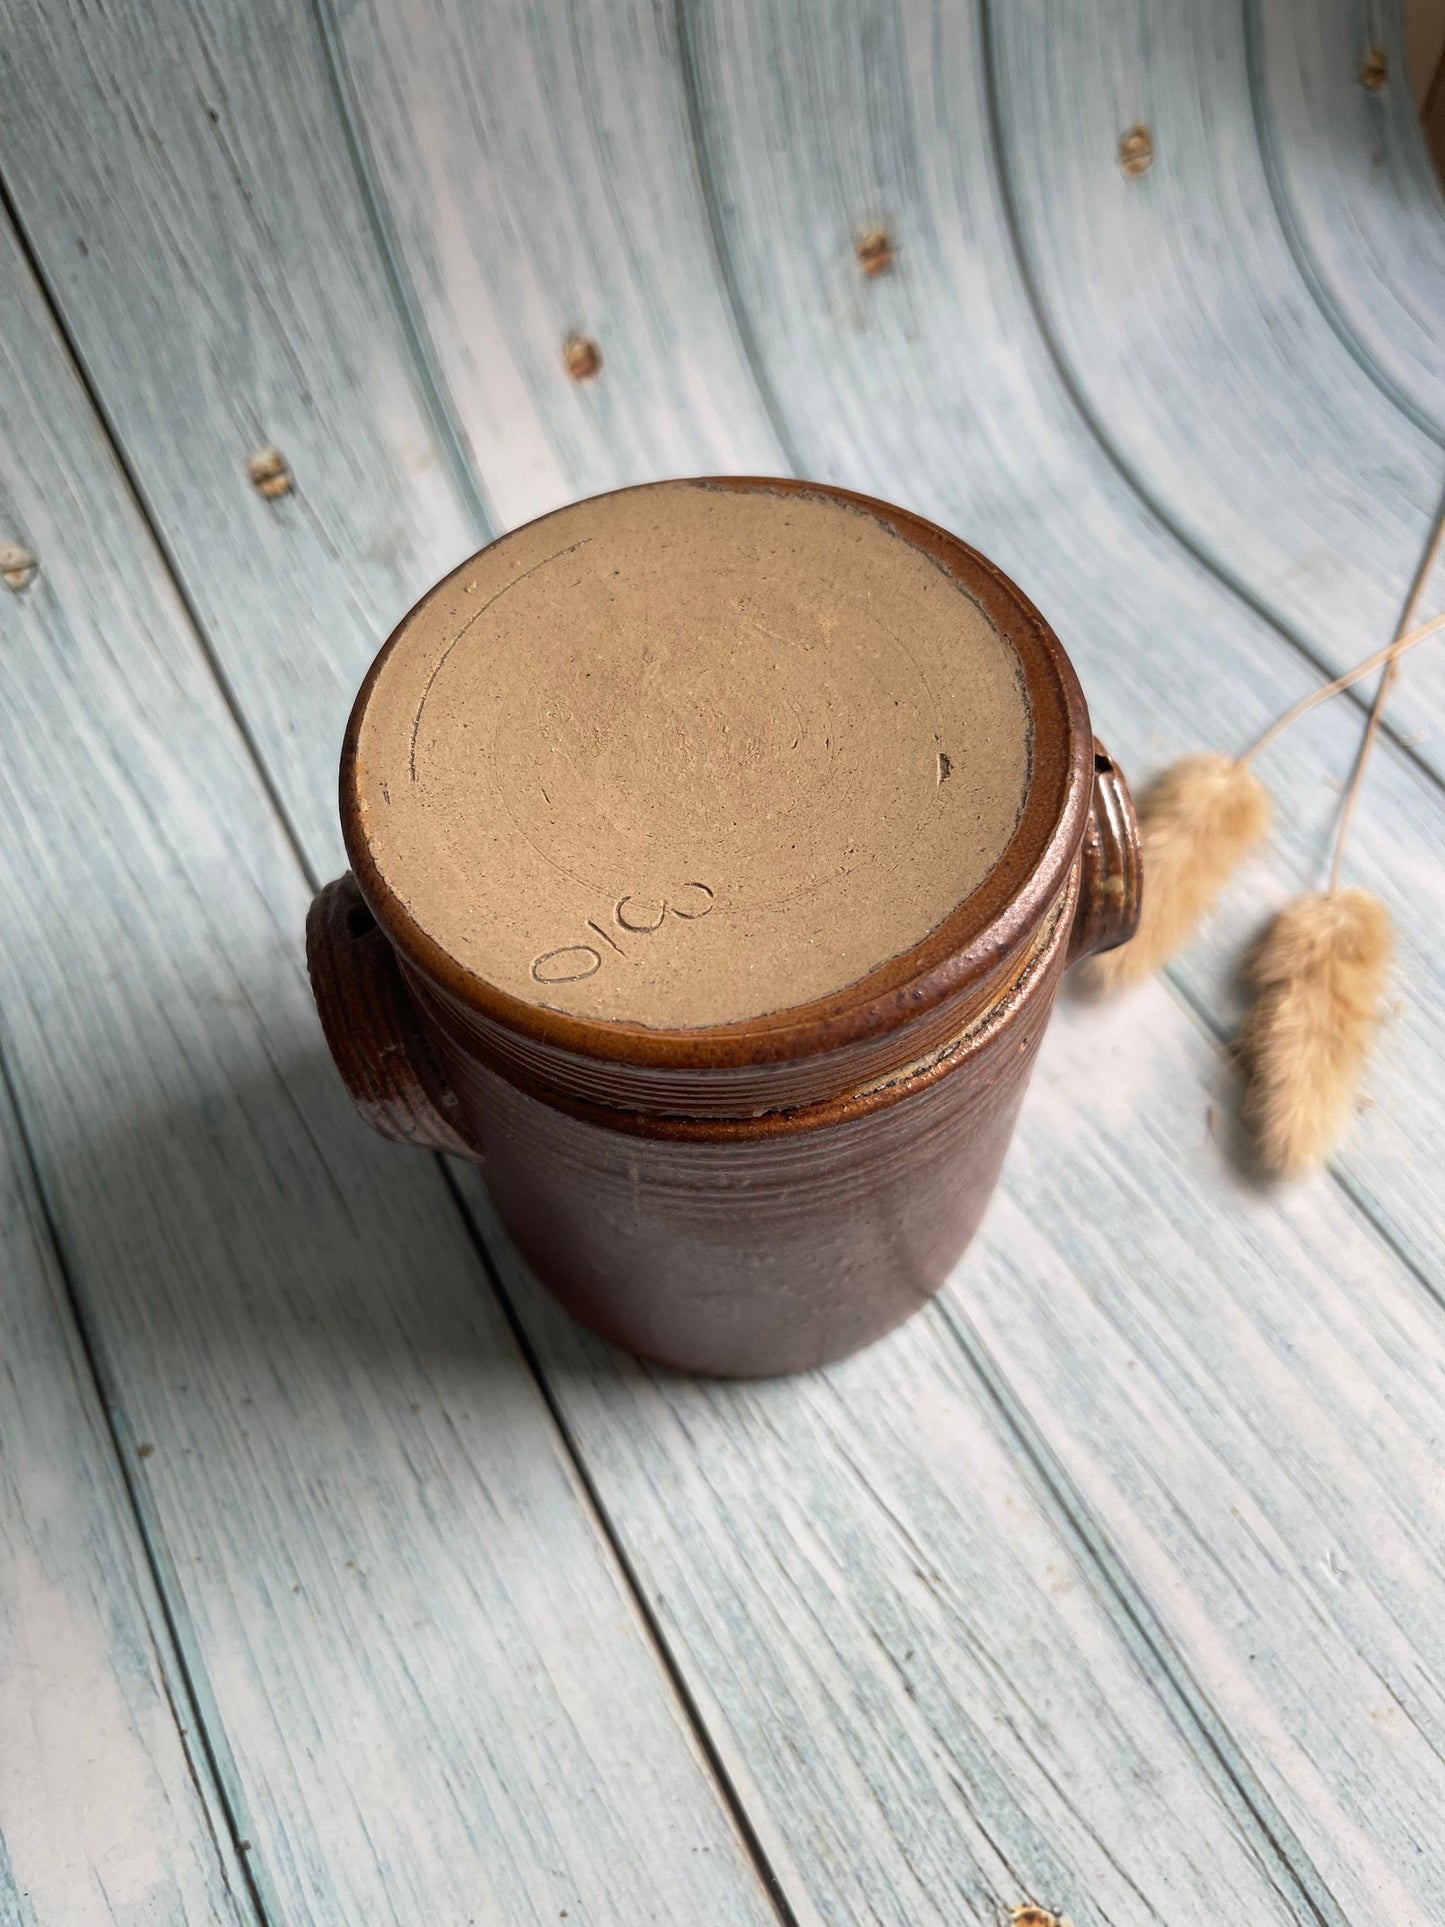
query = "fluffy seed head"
(1242, 888, 1392, 1178)
(1087, 753, 1270, 991)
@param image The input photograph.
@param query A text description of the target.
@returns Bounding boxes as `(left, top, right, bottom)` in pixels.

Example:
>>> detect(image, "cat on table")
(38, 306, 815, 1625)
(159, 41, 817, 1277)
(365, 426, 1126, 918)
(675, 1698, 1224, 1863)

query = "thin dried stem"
(1329, 499, 1445, 889)
(1239, 609, 1445, 765)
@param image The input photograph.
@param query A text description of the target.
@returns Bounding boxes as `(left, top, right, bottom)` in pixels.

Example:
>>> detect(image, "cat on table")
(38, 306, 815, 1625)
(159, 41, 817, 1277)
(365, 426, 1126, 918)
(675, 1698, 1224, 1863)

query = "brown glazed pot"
(307, 478, 1140, 1377)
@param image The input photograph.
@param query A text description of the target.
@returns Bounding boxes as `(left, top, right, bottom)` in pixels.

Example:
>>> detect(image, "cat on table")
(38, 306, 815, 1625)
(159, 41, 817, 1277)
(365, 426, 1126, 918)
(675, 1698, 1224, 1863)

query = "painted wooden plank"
(949, 985, 1445, 1924)
(986, 0, 1445, 773)
(0, 5, 1372, 1915)
(659, 0, 1445, 1911)
(322, 0, 785, 528)
(0, 0, 482, 871)
(0, 0, 782, 847)
(0, 213, 778, 1927)
(677, 0, 1445, 1285)
(0, 1071, 253, 1927)
(1250, 0, 1445, 438)
(464, 957, 1445, 1925)
(9, 2, 1445, 1918)
(287, 22, 1445, 1909)
(461, 1177, 1316, 1927)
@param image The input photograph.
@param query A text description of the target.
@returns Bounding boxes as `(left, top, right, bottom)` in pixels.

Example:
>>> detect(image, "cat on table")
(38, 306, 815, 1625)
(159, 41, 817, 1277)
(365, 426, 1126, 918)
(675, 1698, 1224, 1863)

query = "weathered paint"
(0, 0, 1442, 1918)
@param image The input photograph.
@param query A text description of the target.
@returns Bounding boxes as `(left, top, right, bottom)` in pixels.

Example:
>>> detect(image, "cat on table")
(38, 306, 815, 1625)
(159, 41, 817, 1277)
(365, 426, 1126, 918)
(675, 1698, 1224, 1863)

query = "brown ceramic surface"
(311, 478, 1140, 1375)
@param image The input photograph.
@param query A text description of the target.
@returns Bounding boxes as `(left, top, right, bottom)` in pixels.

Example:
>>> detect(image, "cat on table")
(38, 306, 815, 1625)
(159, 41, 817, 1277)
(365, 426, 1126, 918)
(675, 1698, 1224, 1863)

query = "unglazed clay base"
(351, 481, 1032, 1028)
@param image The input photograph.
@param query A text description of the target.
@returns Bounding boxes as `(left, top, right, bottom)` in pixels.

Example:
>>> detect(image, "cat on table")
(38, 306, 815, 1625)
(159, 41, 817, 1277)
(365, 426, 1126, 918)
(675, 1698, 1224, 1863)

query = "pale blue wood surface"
(1, 0, 1444, 1921)
(0, 209, 780, 1927)
(0, 1070, 252, 1926)
(472, 976, 1445, 1925)
(678, 0, 1445, 1287)
(1251, 0, 1445, 437)
(0, 0, 483, 872)
(324, 0, 784, 527)
(0, 12, 1321, 1916)
(990, 0, 1445, 774)
(467, 1171, 1316, 1927)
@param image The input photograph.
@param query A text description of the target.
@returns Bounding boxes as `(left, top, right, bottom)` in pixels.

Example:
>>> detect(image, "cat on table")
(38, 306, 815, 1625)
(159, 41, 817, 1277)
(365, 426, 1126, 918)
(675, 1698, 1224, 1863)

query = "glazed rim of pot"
(340, 477, 1092, 1078)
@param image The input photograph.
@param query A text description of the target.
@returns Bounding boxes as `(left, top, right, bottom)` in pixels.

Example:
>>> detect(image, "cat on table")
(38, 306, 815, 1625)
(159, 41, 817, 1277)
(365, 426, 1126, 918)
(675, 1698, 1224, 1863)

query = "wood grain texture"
(1250, 0, 1445, 438)
(678, 0, 1445, 1284)
(0, 1072, 253, 1927)
(0, 3, 1366, 1914)
(442, 0, 1445, 1895)
(0, 213, 778, 1927)
(5, 0, 1445, 1917)
(664, 0, 1445, 1911)
(322, 0, 784, 527)
(463, 956, 1445, 1924)
(0, 0, 482, 871)
(461, 1173, 1314, 1927)
(952, 985, 1445, 1924)
(987, 0, 1445, 772)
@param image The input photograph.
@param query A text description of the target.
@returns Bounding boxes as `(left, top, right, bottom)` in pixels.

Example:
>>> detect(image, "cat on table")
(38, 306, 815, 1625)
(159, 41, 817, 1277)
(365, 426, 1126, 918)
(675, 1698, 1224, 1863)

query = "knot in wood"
(1118, 124, 1153, 176)
(856, 228, 894, 276)
(248, 446, 293, 498)
(1359, 46, 1387, 90)
(563, 334, 602, 381)
(1, 543, 38, 592)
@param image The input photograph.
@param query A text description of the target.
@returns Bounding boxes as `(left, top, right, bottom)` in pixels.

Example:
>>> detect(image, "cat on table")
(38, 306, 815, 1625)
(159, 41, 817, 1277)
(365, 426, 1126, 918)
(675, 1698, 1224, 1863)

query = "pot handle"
(1068, 740, 1142, 963)
(306, 872, 477, 1158)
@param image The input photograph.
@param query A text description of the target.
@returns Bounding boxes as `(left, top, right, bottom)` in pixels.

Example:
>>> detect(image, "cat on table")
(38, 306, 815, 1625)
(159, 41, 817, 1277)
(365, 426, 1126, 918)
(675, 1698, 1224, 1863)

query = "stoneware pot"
(308, 477, 1140, 1376)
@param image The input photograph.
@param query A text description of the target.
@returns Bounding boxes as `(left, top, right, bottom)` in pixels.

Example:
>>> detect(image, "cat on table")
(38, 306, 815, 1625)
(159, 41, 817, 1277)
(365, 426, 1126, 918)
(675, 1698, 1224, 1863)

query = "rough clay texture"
(353, 482, 1032, 1027)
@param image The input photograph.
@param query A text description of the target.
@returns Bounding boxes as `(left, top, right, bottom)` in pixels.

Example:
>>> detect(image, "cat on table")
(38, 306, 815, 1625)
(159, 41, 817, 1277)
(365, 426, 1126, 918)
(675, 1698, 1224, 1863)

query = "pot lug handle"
(306, 872, 477, 1158)
(1068, 739, 1142, 963)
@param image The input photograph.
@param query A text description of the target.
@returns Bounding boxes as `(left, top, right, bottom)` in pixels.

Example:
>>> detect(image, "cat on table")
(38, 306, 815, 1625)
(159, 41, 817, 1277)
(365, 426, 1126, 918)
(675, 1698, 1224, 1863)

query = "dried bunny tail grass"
(1087, 753, 1270, 991)
(1243, 889, 1393, 1178)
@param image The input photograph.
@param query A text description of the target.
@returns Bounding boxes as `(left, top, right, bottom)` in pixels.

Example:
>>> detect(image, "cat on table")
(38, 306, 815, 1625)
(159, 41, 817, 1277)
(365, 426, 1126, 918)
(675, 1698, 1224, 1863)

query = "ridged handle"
(306, 872, 478, 1158)
(1068, 740, 1142, 963)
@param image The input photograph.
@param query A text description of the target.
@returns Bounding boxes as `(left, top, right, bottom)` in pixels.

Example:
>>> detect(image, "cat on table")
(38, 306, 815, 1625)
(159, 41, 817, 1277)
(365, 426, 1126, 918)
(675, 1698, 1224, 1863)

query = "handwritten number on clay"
(531, 944, 603, 984)
(664, 882, 715, 920)
(615, 896, 668, 933)
(531, 884, 714, 984)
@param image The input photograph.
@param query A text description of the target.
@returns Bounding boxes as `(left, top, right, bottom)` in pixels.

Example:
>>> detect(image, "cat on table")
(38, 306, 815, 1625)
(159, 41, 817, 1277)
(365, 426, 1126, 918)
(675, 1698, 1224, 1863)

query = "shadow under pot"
(308, 477, 1140, 1377)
